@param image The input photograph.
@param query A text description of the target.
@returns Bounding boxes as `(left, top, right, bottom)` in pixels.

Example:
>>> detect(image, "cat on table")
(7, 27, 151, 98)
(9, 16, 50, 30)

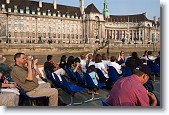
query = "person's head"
(110, 56, 117, 62)
(158, 51, 160, 56)
(144, 50, 148, 55)
(132, 52, 138, 58)
(74, 57, 81, 63)
(47, 55, 53, 61)
(133, 65, 151, 84)
(88, 54, 93, 60)
(60, 55, 67, 63)
(0, 55, 6, 64)
(95, 54, 102, 63)
(120, 51, 125, 56)
(67, 56, 74, 68)
(89, 65, 96, 72)
(147, 51, 152, 55)
(14, 53, 27, 66)
(80, 53, 86, 60)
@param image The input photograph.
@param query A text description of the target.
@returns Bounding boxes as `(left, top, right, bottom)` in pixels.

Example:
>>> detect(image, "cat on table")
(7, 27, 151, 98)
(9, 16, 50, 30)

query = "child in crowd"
(88, 65, 99, 95)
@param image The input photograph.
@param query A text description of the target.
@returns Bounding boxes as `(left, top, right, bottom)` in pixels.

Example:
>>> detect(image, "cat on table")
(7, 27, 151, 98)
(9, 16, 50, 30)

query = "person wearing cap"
(0, 55, 12, 81)
(106, 65, 157, 106)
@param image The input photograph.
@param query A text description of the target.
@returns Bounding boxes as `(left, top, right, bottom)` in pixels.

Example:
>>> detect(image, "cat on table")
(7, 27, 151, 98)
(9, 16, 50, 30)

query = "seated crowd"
(0, 50, 160, 106)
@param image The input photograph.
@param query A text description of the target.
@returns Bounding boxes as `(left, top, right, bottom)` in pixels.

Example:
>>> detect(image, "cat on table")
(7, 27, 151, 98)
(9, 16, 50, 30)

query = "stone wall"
(0, 43, 160, 55)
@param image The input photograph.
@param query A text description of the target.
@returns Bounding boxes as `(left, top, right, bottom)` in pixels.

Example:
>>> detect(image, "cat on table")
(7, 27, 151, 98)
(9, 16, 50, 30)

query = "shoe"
(87, 90, 92, 94)
(94, 92, 99, 95)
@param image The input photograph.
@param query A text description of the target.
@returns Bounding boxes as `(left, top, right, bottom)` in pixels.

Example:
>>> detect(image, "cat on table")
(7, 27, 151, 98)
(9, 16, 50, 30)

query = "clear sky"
(37, 0, 159, 20)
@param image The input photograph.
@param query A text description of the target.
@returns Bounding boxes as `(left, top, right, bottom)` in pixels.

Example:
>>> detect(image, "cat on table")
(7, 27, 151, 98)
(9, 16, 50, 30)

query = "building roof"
(0, 0, 81, 17)
(85, 3, 100, 14)
(108, 13, 149, 22)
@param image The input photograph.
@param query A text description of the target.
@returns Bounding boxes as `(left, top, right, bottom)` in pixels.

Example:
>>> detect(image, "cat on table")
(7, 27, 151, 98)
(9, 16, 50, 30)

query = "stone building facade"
(0, 0, 160, 45)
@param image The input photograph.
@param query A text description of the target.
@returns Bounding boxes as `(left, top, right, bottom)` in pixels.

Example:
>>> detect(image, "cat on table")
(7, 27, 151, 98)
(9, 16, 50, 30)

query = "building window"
(71, 34, 74, 39)
(63, 34, 66, 39)
(43, 33, 46, 38)
(14, 5, 18, 13)
(20, 9, 24, 14)
(38, 12, 41, 15)
(32, 11, 35, 15)
(53, 13, 56, 16)
(48, 10, 51, 16)
(32, 32, 35, 38)
(26, 10, 30, 14)
(53, 33, 56, 38)
(2, 4, 5, 9)
(43, 12, 46, 16)
(8, 8, 11, 12)
(58, 34, 60, 38)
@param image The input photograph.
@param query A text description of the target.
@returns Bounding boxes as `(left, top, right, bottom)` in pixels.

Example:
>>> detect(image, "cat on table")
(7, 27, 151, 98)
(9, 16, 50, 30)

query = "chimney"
(39, 0, 42, 8)
(153, 16, 156, 22)
(80, 0, 84, 15)
(53, 0, 57, 9)
(6, 0, 10, 4)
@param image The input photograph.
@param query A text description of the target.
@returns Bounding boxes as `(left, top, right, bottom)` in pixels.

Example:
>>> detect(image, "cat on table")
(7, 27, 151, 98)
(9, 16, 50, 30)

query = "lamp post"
(107, 36, 110, 58)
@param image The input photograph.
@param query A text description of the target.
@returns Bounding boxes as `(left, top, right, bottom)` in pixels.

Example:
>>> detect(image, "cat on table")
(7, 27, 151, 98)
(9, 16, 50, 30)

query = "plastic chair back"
(96, 68, 107, 81)
(122, 66, 132, 77)
(52, 73, 63, 88)
(66, 68, 76, 81)
(83, 72, 97, 88)
(100, 98, 110, 106)
(147, 60, 160, 73)
(75, 72, 85, 84)
(108, 66, 119, 83)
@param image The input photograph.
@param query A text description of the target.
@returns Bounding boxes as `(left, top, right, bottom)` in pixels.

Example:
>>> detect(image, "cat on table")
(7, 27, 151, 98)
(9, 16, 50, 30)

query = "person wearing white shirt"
(101, 53, 110, 70)
(95, 54, 109, 78)
(80, 53, 87, 72)
(108, 56, 122, 75)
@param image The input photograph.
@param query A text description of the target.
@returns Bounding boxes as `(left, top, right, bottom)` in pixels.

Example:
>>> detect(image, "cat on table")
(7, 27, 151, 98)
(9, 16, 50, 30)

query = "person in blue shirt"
(88, 65, 99, 94)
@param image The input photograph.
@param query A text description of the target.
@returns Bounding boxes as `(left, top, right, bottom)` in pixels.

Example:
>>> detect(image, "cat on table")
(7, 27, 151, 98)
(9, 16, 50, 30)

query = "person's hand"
(8, 83, 16, 88)
(33, 59, 38, 65)
(27, 56, 33, 66)
(148, 92, 157, 106)
(4, 79, 9, 84)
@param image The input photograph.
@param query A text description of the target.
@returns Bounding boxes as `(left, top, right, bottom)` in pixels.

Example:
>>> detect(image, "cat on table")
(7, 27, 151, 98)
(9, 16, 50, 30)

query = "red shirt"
(106, 75, 150, 106)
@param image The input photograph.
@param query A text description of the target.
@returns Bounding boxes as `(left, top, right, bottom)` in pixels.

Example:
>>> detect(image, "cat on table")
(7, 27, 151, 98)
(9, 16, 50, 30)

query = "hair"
(144, 50, 148, 55)
(147, 51, 152, 55)
(60, 55, 66, 63)
(74, 57, 81, 63)
(80, 53, 86, 60)
(47, 55, 53, 61)
(88, 54, 93, 60)
(132, 52, 138, 57)
(102, 53, 107, 60)
(120, 51, 125, 55)
(66, 56, 74, 68)
(133, 69, 145, 77)
(89, 65, 96, 72)
(14, 53, 25, 62)
(95, 54, 102, 63)
(110, 56, 117, 62)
